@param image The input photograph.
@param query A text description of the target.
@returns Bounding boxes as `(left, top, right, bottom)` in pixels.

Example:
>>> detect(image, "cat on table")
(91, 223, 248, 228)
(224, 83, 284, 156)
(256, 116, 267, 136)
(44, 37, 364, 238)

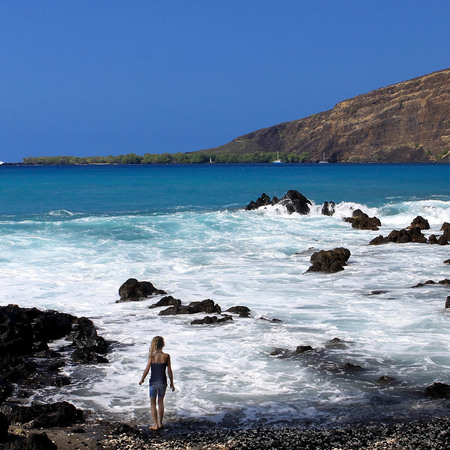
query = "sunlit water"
(1, 164, 449, 427)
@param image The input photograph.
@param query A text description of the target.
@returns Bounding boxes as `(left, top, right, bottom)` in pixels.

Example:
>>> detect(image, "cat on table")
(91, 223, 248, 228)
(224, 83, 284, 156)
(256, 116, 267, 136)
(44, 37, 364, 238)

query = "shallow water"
(1, 164, 450, 427)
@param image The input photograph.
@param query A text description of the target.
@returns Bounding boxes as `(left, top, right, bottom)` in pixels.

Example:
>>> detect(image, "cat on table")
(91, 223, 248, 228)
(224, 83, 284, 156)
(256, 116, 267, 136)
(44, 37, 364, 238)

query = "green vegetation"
(23, 151, 312, 165)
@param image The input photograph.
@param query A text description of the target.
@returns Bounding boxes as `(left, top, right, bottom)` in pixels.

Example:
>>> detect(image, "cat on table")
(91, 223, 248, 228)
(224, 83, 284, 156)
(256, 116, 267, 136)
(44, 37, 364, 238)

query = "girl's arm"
(167, 355, 175, 391)
(139, 357, 152, 385)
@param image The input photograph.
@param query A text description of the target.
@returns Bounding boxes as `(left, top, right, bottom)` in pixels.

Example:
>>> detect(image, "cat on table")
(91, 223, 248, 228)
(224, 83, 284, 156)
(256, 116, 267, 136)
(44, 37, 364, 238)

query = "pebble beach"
(77, 417, 450, 449)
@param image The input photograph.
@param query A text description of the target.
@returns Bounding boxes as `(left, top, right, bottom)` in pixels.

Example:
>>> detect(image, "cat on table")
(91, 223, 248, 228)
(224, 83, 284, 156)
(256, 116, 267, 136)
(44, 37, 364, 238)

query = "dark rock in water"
(369, 227, 427, 245)
(278, 190, 312, 215)
(345, 209, 381, 230)
(428, 234, 438, 244)
(0, 305, 35, 356)
(414, 279, 450, 288)
(259, 317, 283, 323)
(149, 296, 182, 309)
(23, 432, 57, 449)
(270, 348, 290, 356)
(376, 375, 396, 385)
(412, 280, 437, 288)
(53, 376, 71, 387)
(408, 216, 430, 230)
(5, 361, 38, 383)
(295, 345, 314, 354)
(32, 310, 74, 343)
(71, 317, 109, 354)
(190, 315, 233, 325)
(321, 201, 336, 216)
(245, 190, 312, 215)
(0, 411, 9, 442)
(425, 382, 450, 398)
(245, 193, 274, 211)
(368, 290, 389, 296)
(187, 299, 222, 314)
(434, 222, 450, 245)
(71, 348, 108, 364)
(159, 299, 221, 316)
(325, 337, 348, 349)
(307, 247, 351, 273)
(445, 297, 450, 309)
(445, 259, 450, 265)
(0, 305, 109, 412)
(2, 401, 83, 427)
(225, 306, 251, 318)
(344, 362, 363, 371)
(117, 278, 166, 302)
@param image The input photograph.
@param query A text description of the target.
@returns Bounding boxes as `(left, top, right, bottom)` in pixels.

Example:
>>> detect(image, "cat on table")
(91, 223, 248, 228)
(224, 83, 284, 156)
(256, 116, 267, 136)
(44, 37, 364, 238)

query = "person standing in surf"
(139, 336, 175, 430)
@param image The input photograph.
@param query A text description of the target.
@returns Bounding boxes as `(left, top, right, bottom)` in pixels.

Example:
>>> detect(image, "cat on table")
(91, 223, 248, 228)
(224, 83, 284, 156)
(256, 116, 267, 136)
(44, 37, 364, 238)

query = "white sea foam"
(1, 200, 450, 426)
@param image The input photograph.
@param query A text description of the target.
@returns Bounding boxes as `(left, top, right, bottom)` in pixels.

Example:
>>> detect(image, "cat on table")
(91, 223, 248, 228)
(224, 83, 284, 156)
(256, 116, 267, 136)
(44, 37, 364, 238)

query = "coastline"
(7, 415, 450, 449)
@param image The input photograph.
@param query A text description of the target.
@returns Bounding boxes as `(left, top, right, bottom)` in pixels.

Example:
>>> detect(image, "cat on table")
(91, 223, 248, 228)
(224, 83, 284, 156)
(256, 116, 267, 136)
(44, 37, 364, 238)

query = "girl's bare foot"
(149, 425, 159, 430)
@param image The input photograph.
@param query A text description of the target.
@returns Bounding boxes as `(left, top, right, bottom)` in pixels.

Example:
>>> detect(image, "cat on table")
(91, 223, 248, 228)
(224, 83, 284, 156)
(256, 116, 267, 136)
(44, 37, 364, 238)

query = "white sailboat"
(273, 151, 283, 164)
(319, 151, 328, 163)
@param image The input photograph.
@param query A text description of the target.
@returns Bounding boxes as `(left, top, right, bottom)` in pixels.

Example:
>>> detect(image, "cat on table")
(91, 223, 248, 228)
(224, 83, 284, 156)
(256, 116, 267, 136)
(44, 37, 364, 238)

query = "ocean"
(1, 163, 449, 427)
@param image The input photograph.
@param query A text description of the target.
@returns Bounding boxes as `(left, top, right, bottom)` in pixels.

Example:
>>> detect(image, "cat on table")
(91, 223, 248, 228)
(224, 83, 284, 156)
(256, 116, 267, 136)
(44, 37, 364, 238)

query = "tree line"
(22, 151, 311, 165)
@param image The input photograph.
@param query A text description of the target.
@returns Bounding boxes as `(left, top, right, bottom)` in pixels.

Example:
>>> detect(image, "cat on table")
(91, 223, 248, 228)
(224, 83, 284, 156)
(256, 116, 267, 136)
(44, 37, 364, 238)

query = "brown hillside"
(203, 69, 450, 162)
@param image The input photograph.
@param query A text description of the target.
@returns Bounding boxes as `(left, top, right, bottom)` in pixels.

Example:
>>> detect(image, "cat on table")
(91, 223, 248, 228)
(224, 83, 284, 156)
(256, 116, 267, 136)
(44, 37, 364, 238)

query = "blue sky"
(0, 1, 449, 162)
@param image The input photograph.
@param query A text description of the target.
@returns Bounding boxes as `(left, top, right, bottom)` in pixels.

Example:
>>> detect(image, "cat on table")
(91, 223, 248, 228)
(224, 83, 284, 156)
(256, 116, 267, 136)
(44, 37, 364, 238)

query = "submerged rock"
(445, 296, 450, 309)
(376, 375, 396, 385)
(307, 247, 351, 273)
(295, 345, 314, 354)
(117, 278, 166, 302)
(367, 290, 389, 296)
(413, 279, 450, 288)
(343, 362, 364, 371)
(344, 209, 381, 230)
(425, 382, 450, 399)
(324, 337, 348, 349)
(71, 348, 108, 364)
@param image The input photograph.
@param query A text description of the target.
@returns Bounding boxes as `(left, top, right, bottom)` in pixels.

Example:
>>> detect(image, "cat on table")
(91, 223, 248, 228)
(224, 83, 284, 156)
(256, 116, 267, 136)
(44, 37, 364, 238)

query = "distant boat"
(273, 152, 283, 164)
(209, 157, 214, 164)
(319, 152, 328, 164)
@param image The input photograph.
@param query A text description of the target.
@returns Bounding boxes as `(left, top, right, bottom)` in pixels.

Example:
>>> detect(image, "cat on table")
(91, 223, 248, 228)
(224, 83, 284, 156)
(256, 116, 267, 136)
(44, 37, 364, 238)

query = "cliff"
(202, 69, 450, 162)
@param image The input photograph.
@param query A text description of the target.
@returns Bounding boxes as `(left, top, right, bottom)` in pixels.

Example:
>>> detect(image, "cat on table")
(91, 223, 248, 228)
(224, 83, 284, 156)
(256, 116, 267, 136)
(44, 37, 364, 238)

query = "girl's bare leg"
(157, 397, 165, 428)
(150, 398, 159, 430)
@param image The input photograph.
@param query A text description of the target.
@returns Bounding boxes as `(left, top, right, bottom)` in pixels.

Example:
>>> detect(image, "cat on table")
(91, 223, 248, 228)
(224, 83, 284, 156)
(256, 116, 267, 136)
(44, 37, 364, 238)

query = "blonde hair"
(149, 336, 165, 356)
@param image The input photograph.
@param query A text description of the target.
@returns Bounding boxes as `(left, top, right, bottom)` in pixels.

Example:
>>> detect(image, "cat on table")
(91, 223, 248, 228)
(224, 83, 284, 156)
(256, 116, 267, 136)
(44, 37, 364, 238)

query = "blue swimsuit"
(149, 361, 167, 399)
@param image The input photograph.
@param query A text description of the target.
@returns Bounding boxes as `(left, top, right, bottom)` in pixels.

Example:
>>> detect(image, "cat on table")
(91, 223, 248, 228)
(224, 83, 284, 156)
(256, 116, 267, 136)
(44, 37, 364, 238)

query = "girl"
(139, 336, 175, 430)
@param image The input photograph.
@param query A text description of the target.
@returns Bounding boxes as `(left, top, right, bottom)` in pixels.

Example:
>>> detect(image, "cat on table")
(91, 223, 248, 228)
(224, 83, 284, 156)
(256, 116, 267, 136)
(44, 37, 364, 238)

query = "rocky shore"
(18, 415, 445, 450)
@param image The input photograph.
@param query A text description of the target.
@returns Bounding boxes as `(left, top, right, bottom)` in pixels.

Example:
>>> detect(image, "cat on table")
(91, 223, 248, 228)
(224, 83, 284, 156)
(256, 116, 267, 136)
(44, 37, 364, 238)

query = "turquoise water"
(1, 164, 449, 217)
(1, 163, 450, 427)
